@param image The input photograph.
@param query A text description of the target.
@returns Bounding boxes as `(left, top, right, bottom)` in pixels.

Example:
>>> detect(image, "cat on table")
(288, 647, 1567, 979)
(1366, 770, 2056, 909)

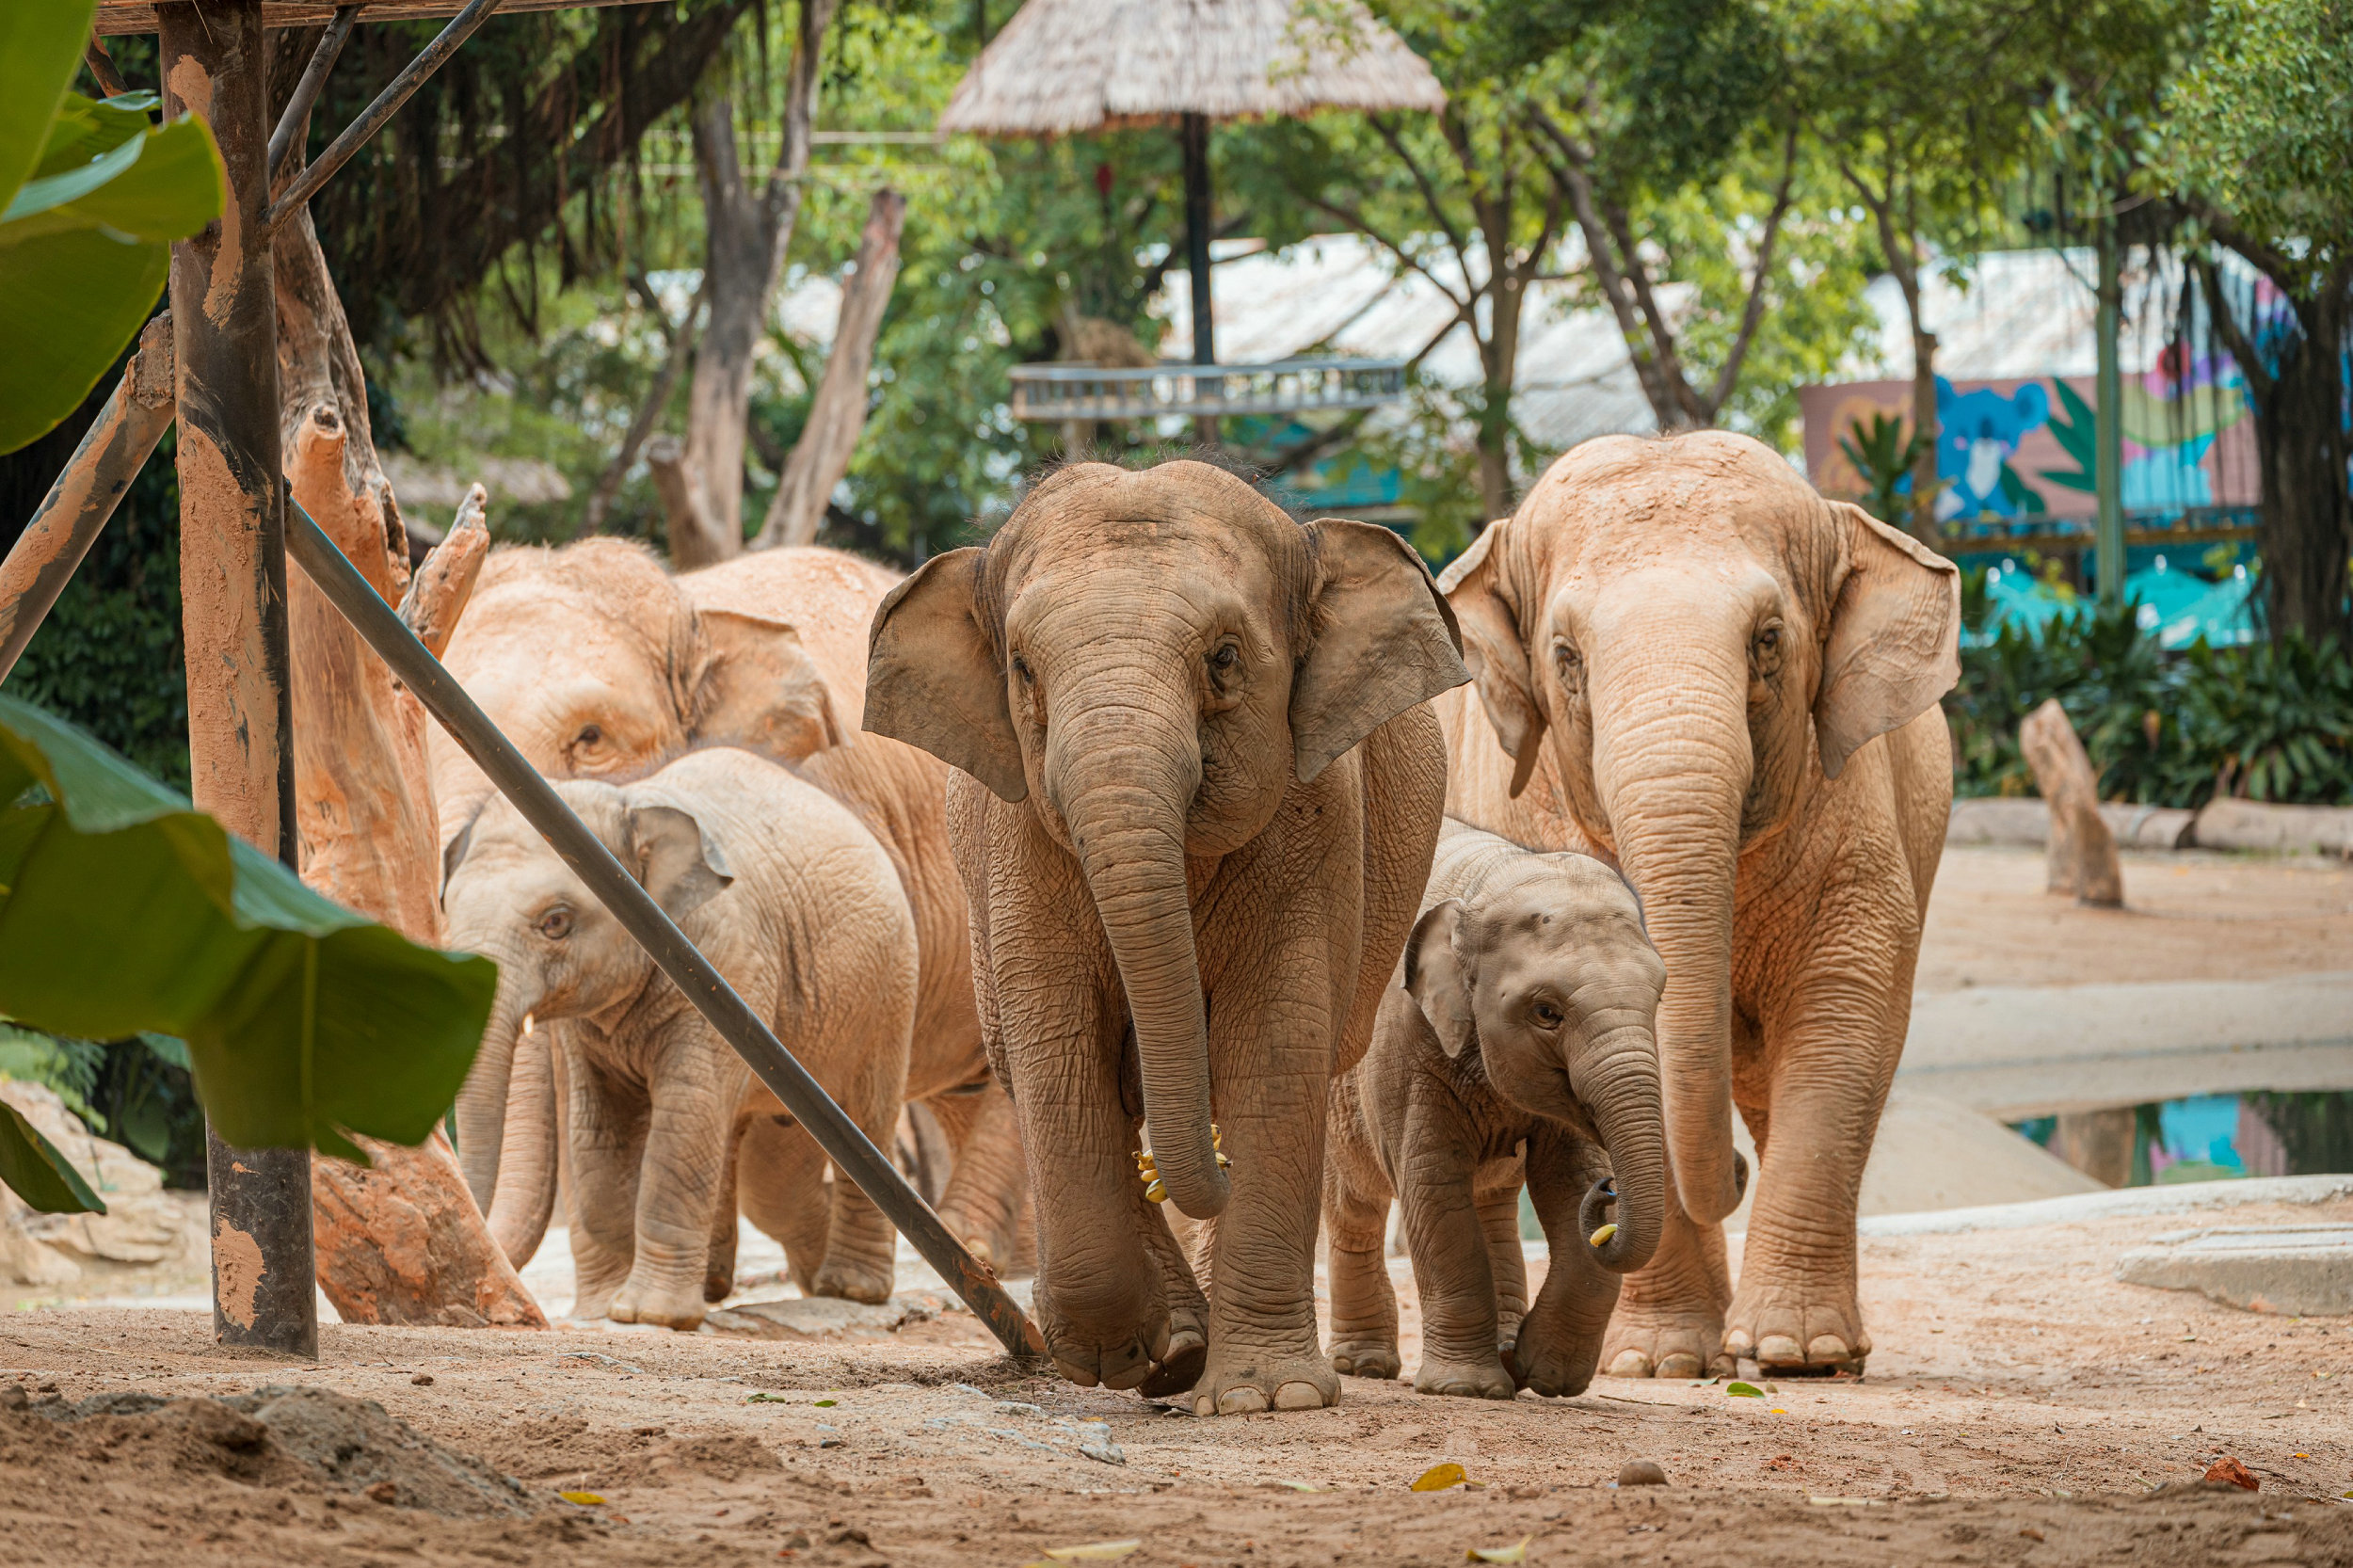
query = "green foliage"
(0, 1023, 106, 1127)
(1836, 410, 1926, 522)
(1945, 601, 2353, 807)
(0, 1098, 102, 1216)
(0, 696, 498, 1175)
(0, 0, 223, 454)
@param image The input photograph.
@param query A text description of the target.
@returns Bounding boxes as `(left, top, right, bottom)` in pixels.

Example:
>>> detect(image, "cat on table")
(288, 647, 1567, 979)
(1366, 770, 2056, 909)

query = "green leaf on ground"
(1727, 1381, 1765, 1398)
(0, 1097, 104, 1213)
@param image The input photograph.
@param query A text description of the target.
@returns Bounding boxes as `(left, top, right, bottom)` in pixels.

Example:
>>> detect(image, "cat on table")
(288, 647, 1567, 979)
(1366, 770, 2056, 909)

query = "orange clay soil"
(7, 1193, 2351, 1567)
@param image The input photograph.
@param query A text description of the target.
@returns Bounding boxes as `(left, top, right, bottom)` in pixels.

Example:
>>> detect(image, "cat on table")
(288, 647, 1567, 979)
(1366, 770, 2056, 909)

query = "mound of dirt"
(602, 1432, 784, 1487)
(5, 1383, 529, 1516)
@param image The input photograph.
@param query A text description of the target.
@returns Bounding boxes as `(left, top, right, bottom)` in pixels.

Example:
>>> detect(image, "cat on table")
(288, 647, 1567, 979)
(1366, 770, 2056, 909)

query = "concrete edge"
(1856, 1174, 2353, 1237)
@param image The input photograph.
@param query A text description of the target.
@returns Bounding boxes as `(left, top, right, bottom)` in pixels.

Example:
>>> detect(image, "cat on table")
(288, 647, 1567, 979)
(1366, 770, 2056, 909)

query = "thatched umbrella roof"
(938, 0, 1446, 136)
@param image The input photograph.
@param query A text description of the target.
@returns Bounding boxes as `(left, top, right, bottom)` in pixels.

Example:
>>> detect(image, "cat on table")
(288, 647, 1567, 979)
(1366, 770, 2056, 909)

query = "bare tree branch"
(1369, 112, 1472, 264)
(1702, 120, 1802, 421)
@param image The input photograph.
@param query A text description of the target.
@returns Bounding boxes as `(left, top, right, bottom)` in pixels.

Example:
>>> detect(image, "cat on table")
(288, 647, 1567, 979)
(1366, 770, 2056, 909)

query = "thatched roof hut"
(938, 0, 1446, 136)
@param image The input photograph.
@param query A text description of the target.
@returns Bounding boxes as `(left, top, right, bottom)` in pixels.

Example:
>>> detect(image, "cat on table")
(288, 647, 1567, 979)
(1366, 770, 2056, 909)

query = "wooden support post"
(2051, 1108, 2136, 1189)
(2020, 697, 2123, 909)
(1181, 109, 1218, 447)
(161, 0, 317, 1361)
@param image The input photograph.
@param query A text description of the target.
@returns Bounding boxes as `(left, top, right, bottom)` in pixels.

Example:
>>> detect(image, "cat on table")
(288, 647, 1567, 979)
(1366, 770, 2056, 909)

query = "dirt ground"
(1917, 845, 2353, 993)
(8, 846, 2353, 1565)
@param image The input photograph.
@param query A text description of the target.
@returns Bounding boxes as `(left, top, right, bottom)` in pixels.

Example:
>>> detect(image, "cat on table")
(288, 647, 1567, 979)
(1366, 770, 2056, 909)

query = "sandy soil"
(1917, 846, 2353, 994)
(8, 1195, 2352, 1566)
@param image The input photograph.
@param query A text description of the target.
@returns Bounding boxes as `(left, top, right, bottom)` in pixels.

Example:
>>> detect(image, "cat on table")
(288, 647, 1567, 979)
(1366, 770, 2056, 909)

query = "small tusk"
(1588, 1223, 1619, 1249)
(520, 1012, 536, 1036)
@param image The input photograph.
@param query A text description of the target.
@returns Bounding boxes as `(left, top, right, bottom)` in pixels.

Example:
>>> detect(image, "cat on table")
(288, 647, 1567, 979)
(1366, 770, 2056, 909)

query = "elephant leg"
(1479, 1184, 1529, 1353)
(608, 1033, 744, 1332)
(564, 1049, 644, 1322)
(736, 1114, 831, 1296)
(1596, 1186, 1733, 1380)
(1721, 964, 1904, 1376)
(1511, 1128, 1622, 1398)
(1135, 1135, 1211, 1400)
(928, 1080, 1032, 1276)
(1322, 1144, 1400, 1383)
(704, 1124, 742, 1304)
(1396, 1101, 1513, 1401)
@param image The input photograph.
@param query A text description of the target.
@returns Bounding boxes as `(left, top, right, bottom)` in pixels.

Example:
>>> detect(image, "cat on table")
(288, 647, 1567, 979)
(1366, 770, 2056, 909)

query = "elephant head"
(431, 538, 845, 845)
(1402, 851, 1667, 1272)
(440, 777, 735, 1261)
(864, 460, 1469, 1220)
(1441, 433, 1958, 1225)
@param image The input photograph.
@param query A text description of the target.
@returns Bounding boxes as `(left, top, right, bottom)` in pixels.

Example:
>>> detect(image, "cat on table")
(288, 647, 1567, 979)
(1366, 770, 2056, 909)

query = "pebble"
(1618, 1459, 1668, 1487)
(410, 1372, 434, 1386)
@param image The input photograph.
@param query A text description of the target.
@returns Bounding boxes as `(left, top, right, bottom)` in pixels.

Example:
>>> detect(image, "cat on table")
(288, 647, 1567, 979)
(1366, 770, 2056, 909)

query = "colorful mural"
(1801, 360, 2262, 534)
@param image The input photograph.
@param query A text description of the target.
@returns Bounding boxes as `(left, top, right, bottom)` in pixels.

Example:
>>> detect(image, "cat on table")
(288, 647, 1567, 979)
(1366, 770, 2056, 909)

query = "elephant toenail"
(1755, 1335, 1803, 1365)
(1273, 1382, 1326, 1410)
(1806, 1336, 1850, 1364)
(1194, 1395, 1215, 1416)
(1608, 1352, 1654, 1379)
(1721, 1330, 1753, 1357)
(1217, 1386, 1271, 1416)
(1656, 1353, 1702, 1380)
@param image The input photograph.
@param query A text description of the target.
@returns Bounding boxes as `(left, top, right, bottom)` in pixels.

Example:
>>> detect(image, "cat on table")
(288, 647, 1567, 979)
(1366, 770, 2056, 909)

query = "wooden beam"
(97, 0, 660, 36)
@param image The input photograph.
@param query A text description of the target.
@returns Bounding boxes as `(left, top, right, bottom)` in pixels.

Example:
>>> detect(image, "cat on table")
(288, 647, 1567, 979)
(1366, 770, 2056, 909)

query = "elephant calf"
(1325, 821, 1670, 1400)
(440, 746, 917, 1329)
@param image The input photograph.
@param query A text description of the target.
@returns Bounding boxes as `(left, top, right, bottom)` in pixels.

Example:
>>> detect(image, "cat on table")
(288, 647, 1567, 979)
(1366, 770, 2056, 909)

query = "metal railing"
(1009, 357, 1406, 423)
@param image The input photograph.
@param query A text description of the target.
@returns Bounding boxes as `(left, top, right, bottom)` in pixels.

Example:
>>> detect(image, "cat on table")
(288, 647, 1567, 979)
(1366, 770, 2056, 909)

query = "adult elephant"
(1436, 432, 1959, 1378)
(433, 539, 1027, 1277)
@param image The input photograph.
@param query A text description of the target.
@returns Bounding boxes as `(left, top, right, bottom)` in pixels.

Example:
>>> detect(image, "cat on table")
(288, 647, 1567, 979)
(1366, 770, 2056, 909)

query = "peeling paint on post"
(162, 0, 318, 1360)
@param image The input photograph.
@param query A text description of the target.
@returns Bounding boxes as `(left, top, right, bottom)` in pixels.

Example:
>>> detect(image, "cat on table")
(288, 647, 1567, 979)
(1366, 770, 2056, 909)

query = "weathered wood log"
(756, 188, 906, 551)
(399, 483, 488, 659)
(2019, 696, 2122, 907)
(2050, 1108, 2135, 1188)
(646, 433, 725, 563)
(276, 214, 544, 1330)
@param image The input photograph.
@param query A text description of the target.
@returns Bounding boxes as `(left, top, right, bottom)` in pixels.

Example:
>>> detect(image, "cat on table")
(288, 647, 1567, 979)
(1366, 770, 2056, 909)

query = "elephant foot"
(609, 1277, 709, 1332)
(811, 1256, 895, 1305)
(1507, 1317, 1599, 1399)
(1412, 1353, 1515, 1400)
(1328, 1338, 1401, 1381)
(1137, 1323, 1208, 1400)
(1598, 1305, 1727, 1381)
(1722, 1285, 1869, 1376)
(1192, 1344, 1338, 1416)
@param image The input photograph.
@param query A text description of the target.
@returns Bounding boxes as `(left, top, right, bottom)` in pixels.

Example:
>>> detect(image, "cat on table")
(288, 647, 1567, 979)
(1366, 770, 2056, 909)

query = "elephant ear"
(1438, 517, 1546, 800)
(1403, 900, 1476, 1059)
(439, 808, 481, 904)
(864, 547, 1028, 803)
(689, 609, 847, 761)
(1814, 501, 1961, 780)
(1291, 520, 1470, 784)
(627, 803, 734, 922)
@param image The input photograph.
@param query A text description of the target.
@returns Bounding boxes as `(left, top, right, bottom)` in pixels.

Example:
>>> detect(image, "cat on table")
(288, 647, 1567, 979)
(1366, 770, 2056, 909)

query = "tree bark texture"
(2051, 1109, 2134, 1189)
(756, 188, 904, 550)
(2019, 697, 2121, 908)
(676, 0, 841, 567)
(277, 216, 542, 1331)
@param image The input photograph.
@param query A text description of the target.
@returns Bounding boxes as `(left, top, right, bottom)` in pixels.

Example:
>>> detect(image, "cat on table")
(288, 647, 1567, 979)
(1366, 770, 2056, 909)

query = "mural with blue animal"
(1933, 376, 2050, 520)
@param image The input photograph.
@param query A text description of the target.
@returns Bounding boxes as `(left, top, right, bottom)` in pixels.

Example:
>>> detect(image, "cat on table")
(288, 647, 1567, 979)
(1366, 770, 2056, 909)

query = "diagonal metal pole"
(268, 6, 363, 181)
(264, 0, 510, 225)
(0, 316, 175, 686)
(284, 501, 1047, 1361)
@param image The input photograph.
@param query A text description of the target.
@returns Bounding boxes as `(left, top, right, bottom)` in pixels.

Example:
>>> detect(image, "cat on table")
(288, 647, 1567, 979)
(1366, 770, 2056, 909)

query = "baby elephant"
(1324, 821, 1670, 1399)
(440, 747, 917, 1329)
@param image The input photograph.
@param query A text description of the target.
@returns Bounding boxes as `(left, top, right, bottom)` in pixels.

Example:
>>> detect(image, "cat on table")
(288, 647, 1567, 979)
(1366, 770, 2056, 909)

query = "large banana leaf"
(0, 696, 498, 1187)
(0, 0, 223, 454)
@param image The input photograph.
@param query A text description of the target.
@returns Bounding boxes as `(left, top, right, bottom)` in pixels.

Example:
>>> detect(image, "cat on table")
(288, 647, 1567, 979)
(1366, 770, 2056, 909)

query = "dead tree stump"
(2051, 1108, 2136, 1188)
(2019, 697, 2122, 907)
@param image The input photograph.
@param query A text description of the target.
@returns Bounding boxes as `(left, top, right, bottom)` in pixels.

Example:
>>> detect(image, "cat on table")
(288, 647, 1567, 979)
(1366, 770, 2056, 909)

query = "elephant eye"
(1011, 654, 1033, 685)
(1753, 621, 1786, 677)
(1209, 642, 1241, 675)
(536, 906, 574, 941)
(573, 723, 604, 751)
(1755, 627, 1780, 650)
(1530, 1000, 1564, 1029)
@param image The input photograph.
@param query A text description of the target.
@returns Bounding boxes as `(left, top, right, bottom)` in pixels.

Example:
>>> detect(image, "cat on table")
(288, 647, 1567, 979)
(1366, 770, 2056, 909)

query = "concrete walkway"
(1897, 970, 2353, 1119)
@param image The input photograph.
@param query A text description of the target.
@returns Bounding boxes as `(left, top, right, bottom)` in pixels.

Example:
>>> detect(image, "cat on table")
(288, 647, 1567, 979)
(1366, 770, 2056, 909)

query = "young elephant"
(1325, 822, 1670, 1400)
(864, 460, 1469, 1415)
(440, 747, 916, 1329)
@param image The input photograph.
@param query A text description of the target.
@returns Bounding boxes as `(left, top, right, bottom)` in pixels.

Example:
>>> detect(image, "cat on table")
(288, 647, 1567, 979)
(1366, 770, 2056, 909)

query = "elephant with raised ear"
(1437, 431, 1960, 1378)
(864, 459, 1468, 1415)
(440, 747, 918, 1328)
(434, 540, 1028, 1276)
(1324, 820, 1668, 1400)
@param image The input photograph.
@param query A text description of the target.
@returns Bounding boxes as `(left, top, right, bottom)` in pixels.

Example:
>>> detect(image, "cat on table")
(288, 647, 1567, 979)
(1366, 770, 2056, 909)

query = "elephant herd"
(434, 429, 1961, 1419)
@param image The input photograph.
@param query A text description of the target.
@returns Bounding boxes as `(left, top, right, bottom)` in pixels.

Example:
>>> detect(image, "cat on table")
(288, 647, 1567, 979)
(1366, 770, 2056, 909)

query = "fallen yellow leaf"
(1467, 1535, 1531, 1563)
(1263, 1479, 1327, 1492)
(1041, 1541, 1143, 1561)
(558, 1491, 604, 1506)
(1413, 1462, 1468, 1492)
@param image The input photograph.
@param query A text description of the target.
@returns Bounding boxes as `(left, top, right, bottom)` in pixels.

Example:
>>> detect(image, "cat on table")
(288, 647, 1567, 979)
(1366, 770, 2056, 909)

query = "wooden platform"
(95, 0, 659, 37)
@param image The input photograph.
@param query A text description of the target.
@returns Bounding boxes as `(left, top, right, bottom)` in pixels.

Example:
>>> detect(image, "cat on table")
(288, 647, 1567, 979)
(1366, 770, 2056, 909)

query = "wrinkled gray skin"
(1324, 821, 1670, 1400)
(440, 747, 917, 1329)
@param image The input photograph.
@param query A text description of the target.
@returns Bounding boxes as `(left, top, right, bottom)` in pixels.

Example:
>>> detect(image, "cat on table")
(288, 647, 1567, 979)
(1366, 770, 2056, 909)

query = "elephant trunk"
(452, 971, 533, 1209)
(1590, 612, 1751, 1226)
(1049, 687, 1229, 1220)
(485, 1014, 560, 1267)
(1571, 1018, 1667, 1273)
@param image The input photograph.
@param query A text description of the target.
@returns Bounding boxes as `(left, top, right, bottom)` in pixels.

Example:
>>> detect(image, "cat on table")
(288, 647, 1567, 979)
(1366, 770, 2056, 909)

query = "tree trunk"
(2020, 697, 2121, 908)
(755, 188, 905, 550)
(1908, 322, 1941, 550)
(2247, 313, 2353, 644)
(274, 213, 544, 1331)
(582, 285, 702, 537)
(676, 0, 840, 567)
